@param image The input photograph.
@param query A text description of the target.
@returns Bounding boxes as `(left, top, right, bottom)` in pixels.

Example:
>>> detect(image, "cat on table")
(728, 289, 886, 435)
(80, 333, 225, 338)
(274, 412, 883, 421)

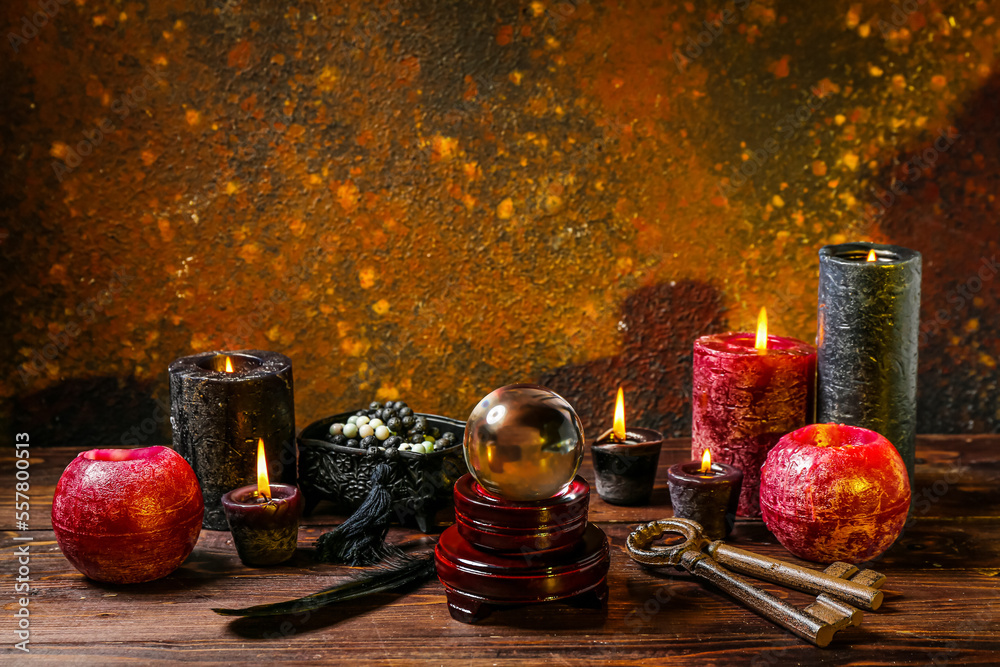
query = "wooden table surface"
(3, 435, 999, 665)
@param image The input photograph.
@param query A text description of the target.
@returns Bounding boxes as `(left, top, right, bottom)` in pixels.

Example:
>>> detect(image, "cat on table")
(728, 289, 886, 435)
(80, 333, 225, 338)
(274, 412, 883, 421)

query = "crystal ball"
(464, 384, 585, 501)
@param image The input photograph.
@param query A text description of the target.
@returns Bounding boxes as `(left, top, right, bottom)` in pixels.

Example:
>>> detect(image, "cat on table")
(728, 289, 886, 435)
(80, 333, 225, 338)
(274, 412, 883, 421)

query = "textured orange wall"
(1, 0, 997, 446)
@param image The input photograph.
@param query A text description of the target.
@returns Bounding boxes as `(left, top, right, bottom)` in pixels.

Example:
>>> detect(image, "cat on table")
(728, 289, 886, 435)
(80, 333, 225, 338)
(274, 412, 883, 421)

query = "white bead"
(343, 423, 359, 439)
(356, 416, 370, 426)
(359, 424, 374, 438)
(369, 418, 384, 428)
(375, 426, 390, 440)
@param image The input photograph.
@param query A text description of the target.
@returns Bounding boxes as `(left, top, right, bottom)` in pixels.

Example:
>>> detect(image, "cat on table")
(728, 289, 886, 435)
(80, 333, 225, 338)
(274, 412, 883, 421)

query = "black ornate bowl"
(298, 412, 467, 533)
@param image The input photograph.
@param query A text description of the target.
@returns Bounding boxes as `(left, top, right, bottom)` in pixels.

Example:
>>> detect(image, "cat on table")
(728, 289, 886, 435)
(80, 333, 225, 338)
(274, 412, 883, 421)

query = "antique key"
(627, 518, 887, 647)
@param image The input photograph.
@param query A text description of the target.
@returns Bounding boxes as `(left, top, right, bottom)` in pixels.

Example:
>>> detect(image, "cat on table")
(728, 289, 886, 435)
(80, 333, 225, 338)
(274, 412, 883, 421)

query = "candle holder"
(169, 350, 296, 529)
(221, 483, 303, 566)
(591, 427, 664, 506)
(817, 242, 921, 488)
(436, 474, 609, 623)
(435, 384, 610, 623)
(668, 460, 743, 539)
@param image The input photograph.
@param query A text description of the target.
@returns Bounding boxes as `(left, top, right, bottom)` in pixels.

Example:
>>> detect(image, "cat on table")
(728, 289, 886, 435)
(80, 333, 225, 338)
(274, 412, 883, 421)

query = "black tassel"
(314, 461, 395, 566)
(212, 552, 437, 617)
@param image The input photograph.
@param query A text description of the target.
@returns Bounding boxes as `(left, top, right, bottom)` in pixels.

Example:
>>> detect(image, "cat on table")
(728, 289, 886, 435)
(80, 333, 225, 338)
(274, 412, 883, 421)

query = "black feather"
(211, 551, 436, 617)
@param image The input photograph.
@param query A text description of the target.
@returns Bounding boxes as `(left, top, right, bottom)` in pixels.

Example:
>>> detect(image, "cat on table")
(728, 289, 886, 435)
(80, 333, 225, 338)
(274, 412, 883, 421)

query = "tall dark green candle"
(817, 243, 922, 486)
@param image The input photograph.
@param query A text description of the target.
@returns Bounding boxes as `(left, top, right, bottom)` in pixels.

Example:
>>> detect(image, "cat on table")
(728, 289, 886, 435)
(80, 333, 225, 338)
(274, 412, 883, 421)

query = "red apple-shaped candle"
(52, 446, 204, 584)
(759, 424, 910, 564)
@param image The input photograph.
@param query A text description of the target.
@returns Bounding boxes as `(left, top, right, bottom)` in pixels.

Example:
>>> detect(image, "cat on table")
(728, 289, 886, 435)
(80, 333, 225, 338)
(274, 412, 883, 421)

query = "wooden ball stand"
(435, 474, 610, 623)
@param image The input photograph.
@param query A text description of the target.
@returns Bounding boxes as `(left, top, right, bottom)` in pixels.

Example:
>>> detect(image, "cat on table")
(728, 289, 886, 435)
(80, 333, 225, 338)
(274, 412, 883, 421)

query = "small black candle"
(667, 451, 743, 539)
(169, 350, 296, 529)
(221, 441, 302, 566)
(817, 242, 921, 487)
(591, 387, 663, 506)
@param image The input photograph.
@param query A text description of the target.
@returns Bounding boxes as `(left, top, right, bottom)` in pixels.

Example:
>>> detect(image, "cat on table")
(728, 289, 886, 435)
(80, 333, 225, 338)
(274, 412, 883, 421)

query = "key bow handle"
(626, 518, 710, 567)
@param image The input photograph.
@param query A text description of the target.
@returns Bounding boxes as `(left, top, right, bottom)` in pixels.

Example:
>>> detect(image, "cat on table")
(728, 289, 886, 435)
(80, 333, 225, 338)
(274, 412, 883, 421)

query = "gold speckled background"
(1, 0, 997, 447)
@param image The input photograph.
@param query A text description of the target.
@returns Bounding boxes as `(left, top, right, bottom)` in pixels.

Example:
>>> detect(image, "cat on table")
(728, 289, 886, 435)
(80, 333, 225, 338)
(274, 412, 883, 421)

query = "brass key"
(627, 518, 886, 647)
(704, 541, 885, 610)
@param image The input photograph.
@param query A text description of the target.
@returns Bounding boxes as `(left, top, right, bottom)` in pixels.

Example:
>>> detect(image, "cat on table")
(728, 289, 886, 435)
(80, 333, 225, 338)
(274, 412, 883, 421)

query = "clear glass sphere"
(464, 384, 585, 501)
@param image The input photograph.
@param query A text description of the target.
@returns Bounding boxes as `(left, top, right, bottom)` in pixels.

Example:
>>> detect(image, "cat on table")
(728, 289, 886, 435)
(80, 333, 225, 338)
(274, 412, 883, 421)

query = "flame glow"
(256, 438, 271, 500)
(700, 449, 712, 474)
(613, 386, 626, 441)
(224, 356, 234, 373)
(866, 249, 877, 262)
(754, 307, 768, 351)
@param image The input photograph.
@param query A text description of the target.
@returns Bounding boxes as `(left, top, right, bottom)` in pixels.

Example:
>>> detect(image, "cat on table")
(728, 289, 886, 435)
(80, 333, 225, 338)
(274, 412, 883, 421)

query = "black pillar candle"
(817, 243, 921, 486)
(169, 350, 296, 529)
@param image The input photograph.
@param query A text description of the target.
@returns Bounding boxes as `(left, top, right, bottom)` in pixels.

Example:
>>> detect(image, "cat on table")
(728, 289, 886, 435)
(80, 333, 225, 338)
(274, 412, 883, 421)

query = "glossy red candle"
(221, 483, 302, 566)
(760, 424, 910, 564)
(52, 446, 204, 584)
(691, 332, 816, 517)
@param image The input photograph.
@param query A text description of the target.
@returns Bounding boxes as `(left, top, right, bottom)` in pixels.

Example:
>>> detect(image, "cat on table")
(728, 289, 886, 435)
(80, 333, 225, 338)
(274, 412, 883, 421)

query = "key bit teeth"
(800, 595, 861, 649)
(824, 562, 860, 580)
(809, 593, 864, 627)
(805, 601, 855, 628)
(850, 569, 887, 590)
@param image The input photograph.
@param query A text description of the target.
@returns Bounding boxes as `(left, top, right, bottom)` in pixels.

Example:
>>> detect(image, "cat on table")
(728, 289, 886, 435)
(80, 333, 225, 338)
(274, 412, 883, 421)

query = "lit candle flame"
(866, 249, 877, 262)
(612, 386, 626, 441)
(224, 356, 234, 373)
(754, 306, 768, 351)
(256, 438, 271, 500)
(700, 449, 712, 474)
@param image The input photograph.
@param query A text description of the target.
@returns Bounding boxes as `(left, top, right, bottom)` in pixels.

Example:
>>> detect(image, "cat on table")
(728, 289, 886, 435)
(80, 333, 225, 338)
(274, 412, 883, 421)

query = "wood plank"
(5, 435, 999, 531)
(3, 526, 999, 664)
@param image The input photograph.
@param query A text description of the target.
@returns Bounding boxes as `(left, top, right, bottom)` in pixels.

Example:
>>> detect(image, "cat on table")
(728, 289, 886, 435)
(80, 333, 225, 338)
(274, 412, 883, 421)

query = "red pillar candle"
(691, 308, 816, 517)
